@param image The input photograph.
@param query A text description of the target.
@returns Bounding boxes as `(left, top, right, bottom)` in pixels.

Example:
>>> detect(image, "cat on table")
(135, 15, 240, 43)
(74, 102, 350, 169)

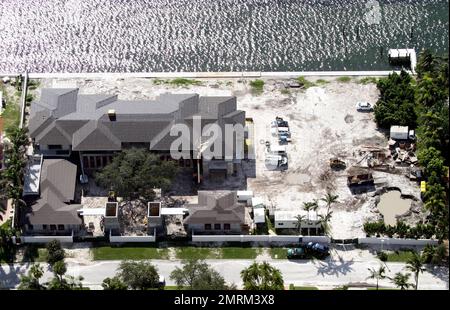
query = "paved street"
(1, 258, 448, 290)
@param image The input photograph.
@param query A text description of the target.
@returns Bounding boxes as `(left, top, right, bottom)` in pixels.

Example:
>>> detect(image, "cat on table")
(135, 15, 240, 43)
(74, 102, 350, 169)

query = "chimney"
(107, 109, 116, 121)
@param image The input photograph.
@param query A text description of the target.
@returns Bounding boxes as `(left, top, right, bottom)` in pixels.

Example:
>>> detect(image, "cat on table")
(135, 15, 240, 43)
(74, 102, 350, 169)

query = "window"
(58, 225, 65, 231)
(43, 224, 48, 230)
(83, 156, 89, 169)
(50, 225, 57, 231)
(47, 145, 62, 150)
(204, 224, 212, 230)
(278, 223, 284, 226)
(89, 157, 95, 168)
(28, 224, 34, 230)
(96, 156, 102, 168)
(223, 223, 231, 230)
(214, 223, 221, 230)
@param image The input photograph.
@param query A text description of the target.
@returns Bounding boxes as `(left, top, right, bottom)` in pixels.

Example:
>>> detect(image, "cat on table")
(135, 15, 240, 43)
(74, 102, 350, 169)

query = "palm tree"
(321, 193, 339, 215)
(406, 252, 426, 290)
(391, 272, 412, 290)
(241, 262, 284, 290)
(367, 265, 387, 290)
(318, 212, 333, 236)
(294, 214, 305, 234)
(302, 201, 319, 236)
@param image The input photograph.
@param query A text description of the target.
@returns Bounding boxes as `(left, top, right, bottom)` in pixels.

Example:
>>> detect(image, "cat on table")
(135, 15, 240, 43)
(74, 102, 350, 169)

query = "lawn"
(289, 285, 319, 290)
(0, 100, 20, 132)
(92, 246, 169, 260)
(174, 247, 220, 260)
(220, 247, 261, 259)
(269, 247, 287, 259)
(174, 247, 262, 259)
(385, 250, 415, 262)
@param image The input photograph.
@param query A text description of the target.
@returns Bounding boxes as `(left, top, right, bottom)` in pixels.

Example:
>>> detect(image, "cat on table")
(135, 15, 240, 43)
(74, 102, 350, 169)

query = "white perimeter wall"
(192, 235, 330, 243)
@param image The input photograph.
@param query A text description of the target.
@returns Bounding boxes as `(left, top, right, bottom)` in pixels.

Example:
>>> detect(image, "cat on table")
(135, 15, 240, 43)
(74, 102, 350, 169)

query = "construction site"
(35, 76, 424, 239)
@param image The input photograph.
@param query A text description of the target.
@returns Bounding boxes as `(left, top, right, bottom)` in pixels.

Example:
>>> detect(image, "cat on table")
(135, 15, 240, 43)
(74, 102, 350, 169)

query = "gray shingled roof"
(29, 89, 245, 153)
(25, 159, 82, 226)
(184, 191, 245, 225)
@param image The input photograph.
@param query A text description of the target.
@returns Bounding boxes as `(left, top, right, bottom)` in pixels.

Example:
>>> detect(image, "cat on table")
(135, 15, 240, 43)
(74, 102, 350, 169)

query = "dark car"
(287, 247, 307, 259)
(305, 242, 330, 258)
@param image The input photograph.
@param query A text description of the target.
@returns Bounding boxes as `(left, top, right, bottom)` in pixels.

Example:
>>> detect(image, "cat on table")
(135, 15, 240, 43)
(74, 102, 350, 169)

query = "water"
(0, 0, 448, 73)
(377, 190, 412, 226)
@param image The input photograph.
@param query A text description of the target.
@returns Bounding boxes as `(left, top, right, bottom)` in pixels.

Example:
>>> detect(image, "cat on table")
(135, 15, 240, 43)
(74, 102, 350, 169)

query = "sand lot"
(37, 76, 422, 239)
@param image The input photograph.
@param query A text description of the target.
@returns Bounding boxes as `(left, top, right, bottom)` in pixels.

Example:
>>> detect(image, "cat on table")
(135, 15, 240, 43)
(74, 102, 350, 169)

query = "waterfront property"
(28, 88, 245, 179)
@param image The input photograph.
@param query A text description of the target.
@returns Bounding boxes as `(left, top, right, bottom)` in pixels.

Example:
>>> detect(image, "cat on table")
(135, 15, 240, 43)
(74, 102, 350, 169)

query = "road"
(1, 258, 448, 290)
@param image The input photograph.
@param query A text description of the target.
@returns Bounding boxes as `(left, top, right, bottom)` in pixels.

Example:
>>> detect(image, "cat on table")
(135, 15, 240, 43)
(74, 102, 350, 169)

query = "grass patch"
(336, 76, 352, 83)
(92, 246, 169, 260)
(250, 79, 264, 94)
(315, 79, 330, 85)
(175, 247, 220, 260)
(22, 246, 47, 263)
(358, 77, 378, 85)
(152, 78, 166, 85)
(169, 78, 202, 87)
(297, 76, 315, 89)
(269, 247, 287, 259)
(289, 284, 319, 290)
(384, 250, 415, 262)
(164, 286, 186, 290)
(221, 247, 260, 259)
(367, 287, 399, 290)
(280, 88, 290, 95)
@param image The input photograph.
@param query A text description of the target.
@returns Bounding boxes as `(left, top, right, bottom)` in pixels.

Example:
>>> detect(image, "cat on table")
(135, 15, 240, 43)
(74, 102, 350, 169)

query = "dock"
(388, 49, 417, 74)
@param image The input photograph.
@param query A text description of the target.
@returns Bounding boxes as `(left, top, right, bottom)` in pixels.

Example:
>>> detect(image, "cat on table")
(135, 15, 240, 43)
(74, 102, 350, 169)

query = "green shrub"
(250, 79, 264, 94)
(169, 78, 202, 87)
(358, 77, 378, 85)
(336, 76, 351, 83)
(377, 251, 388, 262)
(315, 79, 329, 85)
(296, 76, 315, 89)
(46, 240, 65, 266)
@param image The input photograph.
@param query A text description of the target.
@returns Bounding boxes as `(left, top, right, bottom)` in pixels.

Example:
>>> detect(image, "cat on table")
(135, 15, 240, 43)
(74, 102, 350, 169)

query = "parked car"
(305, 242, 330, 258)
(287, 247, 307, 259)
(356, 101, 373, 112)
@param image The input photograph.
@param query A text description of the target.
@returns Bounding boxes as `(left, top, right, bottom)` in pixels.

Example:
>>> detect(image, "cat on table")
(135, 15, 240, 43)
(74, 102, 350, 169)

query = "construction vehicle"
(347, 172, 374, 186)
(265, 154, 288, 168)
(330, 158, 346, 169)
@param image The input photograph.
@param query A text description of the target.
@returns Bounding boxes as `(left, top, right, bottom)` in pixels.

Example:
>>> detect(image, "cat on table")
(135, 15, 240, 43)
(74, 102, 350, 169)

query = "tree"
(52, 260, 67, 283)
(46, 240, 65, 266)
(366, 264, 387, 290)
(18, 264, 45, 290)
(406, 252, 426, 290)
(47, 260, 87, 290)
(2, 127, 29, 226)
(170, 259, 234, 290)
(321, 193, 339, 215)
(294, 215, 305, 234)
(240, 262, 284, 290)
(391, 272, 412, 290)
(318, 212, 333, 236)
(95, 148, 178, 200)
(416, 49, 435, 78)
(118, 260, 160, 290)
(302, 200, 318, 212)
(102, 276, 128, 290)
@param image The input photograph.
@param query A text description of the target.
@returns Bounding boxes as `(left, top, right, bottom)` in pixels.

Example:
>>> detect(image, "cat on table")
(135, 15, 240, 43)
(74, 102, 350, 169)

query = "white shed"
(237, 190, 253, 202)
(253, 208, 266, 224)
(390, 126, 409, 140)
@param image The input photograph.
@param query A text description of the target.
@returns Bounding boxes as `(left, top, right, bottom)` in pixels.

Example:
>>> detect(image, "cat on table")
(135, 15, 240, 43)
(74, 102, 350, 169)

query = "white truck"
(390, 125, 415, 140)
